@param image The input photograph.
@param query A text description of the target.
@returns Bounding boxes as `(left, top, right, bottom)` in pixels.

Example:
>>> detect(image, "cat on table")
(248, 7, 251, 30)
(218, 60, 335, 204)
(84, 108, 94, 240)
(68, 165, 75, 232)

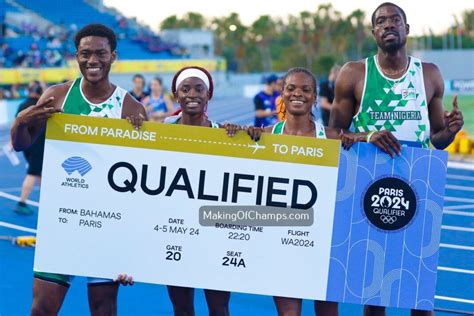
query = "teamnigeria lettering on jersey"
(369, 111, 422, 121)
(353, 56, 430, 148)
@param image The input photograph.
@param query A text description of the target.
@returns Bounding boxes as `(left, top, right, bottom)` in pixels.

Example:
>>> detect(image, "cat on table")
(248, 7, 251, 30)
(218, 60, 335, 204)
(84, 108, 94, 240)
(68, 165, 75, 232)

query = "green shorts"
(34, 271, 114, 288)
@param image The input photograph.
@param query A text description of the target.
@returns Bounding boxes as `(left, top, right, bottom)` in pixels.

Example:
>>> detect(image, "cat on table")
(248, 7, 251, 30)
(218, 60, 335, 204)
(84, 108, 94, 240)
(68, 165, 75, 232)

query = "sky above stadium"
(104, 0, 473, 36)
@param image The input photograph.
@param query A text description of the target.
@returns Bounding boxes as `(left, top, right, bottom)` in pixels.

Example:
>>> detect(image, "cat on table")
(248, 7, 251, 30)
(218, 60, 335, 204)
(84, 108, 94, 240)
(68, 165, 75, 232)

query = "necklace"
(376, 56, 410, 91)
(376, 55, 410, 77)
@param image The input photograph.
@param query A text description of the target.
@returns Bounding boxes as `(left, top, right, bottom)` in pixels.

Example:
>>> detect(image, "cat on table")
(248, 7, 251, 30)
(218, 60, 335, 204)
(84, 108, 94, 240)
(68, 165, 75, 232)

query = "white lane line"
(444, 204, 474, 210)
(445, 184, 474, 192)
(440, 243, 474, 251)
(0, 221, 37, 233)
(435, 295, 474, 304)
(0, 187, 39, 193)
(0, 191, 39, 207)
(445, 196, 474, 203)
(447, 174, 474, 181)
(442, 225, 474, 232)
(448, 161, 474, 171)
(443, 210, 474, 217)
(438, 266, 474, 274)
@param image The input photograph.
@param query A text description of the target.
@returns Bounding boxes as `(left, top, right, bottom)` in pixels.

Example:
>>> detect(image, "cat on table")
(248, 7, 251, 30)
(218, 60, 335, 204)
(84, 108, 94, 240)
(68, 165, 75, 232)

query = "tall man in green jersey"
(11, 24, 144, 315)
(330, 2, 463, 316)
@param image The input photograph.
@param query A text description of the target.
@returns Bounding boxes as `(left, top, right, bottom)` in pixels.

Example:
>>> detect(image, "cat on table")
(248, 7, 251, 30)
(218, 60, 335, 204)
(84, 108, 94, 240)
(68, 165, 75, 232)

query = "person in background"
(275, 76, 287, 122)
(143, 76, 174, 122)
(129, 73, 148, 103)
(319, 64, 341, 126)
(13, 80, 46, 215)
(254, 74, 279, 127)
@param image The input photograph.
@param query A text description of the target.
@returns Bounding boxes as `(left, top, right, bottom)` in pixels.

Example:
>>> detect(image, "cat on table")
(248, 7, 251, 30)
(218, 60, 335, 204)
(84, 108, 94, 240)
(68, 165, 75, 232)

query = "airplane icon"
(248, 142, 266, 154)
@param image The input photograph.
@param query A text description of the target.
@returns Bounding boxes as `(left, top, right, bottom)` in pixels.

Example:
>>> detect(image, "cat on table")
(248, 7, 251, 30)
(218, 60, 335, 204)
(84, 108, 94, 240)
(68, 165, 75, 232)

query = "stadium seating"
(13, 0, 117, 29)
(0, 0, 20, 13)
(1, 0, 183, 64)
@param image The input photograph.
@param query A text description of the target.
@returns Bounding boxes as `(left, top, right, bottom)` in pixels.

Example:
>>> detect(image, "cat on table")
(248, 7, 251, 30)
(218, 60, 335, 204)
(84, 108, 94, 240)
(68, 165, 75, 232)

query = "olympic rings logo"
(380, 215, 397, 224)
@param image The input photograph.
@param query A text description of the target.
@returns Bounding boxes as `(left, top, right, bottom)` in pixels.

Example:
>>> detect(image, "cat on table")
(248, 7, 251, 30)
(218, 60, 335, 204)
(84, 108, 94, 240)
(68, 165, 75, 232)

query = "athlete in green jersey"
(11, 23, 145, 316)
(329, 3, 463, 316)
(353, 54, 431, 148)
(245, 67, 374, 316)
(331, 3, 463, 159)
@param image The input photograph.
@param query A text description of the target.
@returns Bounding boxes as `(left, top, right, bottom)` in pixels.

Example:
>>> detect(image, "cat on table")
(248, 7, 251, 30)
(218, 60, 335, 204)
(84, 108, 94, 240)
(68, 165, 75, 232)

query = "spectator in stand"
(0, 42, 13, 67)
(43, 49, 63, 67)
(13, 49, 26, 67)
(26, 43, 42, 68)
(116, 15, 128, 38)
(129, 74, 148, 103)
(1, 16, 5, 38)
(1, 17, 183, 68)
(47, 37, 62, 50)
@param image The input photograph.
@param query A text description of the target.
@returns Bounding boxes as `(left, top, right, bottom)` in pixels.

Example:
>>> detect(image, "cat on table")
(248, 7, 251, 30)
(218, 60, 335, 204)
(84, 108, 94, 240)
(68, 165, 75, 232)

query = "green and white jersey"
(271, 120, 326, 138)
(62, 78, 127, 118)
(353, 56, 430, 148)
(164, 114, 219, 128)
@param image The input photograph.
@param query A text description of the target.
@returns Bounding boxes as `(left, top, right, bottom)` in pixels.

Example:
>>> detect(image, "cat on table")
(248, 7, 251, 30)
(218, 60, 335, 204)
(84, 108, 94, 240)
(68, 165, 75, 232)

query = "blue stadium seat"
(2, 0, 185, 63)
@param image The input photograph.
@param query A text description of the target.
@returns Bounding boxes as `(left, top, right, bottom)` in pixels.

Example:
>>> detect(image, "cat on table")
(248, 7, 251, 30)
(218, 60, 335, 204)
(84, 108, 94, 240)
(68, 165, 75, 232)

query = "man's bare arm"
(123, 93, 148, 129)
(10, 86, 64, 151)
(329, 62, 360, 130)
(425, 63, 464, 149)
(329, 61, 401, 157)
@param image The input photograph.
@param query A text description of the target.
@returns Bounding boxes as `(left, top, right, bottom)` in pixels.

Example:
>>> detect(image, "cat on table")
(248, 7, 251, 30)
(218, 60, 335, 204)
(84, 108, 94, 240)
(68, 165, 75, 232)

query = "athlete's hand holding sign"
(366, 130, 402, 158)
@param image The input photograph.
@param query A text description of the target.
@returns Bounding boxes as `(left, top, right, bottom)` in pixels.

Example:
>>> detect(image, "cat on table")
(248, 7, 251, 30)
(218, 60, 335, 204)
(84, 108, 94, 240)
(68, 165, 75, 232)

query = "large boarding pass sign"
(35, 114, 447, 310)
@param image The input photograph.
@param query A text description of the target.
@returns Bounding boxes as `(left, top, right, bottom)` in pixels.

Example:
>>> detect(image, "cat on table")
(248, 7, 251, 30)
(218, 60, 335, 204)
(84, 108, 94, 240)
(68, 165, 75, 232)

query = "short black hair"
(74, 23, 117, 51)
(371, 2, 407, 27)
(282, 67, 317, 95)
(265, 74, 279, 84)
(133, 74, 145, 81)
(279, 67, 317, 120)
(152, 76, 163, 86)
(28, 80, 43, 95)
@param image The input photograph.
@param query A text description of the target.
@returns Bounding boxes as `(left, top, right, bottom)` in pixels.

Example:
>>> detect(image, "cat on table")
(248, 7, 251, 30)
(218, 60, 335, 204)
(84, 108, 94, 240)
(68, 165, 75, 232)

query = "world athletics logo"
(61, 156, 92, 177)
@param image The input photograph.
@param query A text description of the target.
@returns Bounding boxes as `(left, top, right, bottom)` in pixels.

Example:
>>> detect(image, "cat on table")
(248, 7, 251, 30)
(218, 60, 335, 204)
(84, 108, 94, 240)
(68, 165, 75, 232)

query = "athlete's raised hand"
(114, 273, 134, 286)
(16, 97, 62, 126)
(126, 113, 146, 130)
(367, 130, 401, 158)
(444, 95, 464, 134)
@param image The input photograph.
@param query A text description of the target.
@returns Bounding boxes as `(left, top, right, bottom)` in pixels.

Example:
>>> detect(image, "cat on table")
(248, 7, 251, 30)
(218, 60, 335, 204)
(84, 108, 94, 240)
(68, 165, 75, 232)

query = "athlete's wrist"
(366, 131, 376, 143)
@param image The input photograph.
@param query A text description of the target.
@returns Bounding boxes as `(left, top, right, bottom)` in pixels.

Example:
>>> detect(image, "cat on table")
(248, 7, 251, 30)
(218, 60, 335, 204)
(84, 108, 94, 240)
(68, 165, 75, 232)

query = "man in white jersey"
(11, 23, 144, 315)
(329, 2, 463, 316)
